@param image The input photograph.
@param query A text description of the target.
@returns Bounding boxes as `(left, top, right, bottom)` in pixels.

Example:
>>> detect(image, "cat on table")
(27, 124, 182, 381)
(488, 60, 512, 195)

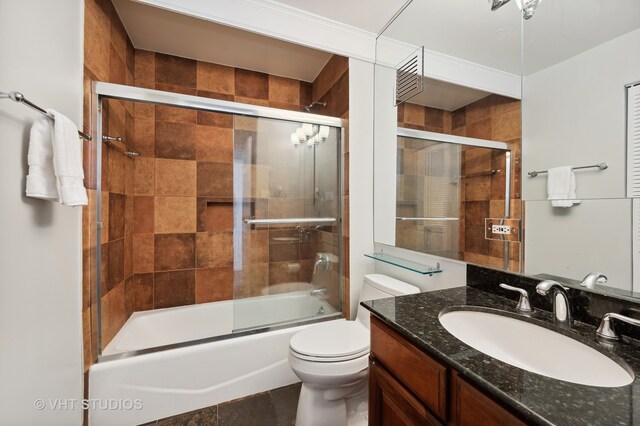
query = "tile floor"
(141, 382, 301, 426)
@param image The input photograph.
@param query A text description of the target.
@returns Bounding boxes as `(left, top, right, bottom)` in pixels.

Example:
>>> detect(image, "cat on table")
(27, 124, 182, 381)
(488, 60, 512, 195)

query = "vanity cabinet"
(369, 316, 525, 426)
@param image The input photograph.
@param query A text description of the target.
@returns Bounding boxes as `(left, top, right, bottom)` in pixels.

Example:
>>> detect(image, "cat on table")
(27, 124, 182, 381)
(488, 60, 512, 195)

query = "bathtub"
(89, 289, 340, 425)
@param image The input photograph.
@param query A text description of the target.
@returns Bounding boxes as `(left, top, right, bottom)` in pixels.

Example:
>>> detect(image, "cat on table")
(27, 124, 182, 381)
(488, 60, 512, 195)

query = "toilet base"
(294, 379, 368, 426)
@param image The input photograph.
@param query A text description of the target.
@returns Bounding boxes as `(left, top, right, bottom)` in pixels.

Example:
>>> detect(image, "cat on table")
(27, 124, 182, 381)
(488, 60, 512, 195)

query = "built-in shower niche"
(94, 84, 343, 357)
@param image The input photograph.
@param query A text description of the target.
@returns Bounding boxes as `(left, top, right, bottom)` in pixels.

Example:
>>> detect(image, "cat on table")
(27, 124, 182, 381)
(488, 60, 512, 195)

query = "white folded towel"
(49, 109, 88, 206)
(25, 110, 88, 206)
(26, 116, 58, 200)
(547, 166, 581, 208)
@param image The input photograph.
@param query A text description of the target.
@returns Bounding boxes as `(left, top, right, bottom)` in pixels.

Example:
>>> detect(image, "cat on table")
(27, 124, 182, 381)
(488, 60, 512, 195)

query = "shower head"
(303, 101, 327, 113)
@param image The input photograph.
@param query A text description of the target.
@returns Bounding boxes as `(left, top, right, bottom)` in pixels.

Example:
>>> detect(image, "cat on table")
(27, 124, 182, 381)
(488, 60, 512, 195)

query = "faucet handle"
(499, 283, 533, 313)
(581, 272, 607, 289)
(596, 312, 640, 341)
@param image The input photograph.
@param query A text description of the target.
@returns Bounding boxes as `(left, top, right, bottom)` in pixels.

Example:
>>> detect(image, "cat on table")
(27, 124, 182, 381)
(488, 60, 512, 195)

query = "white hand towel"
(49, 109, 88, 206)
(26, 116, 59, 200)
(547, 166, 581, 208)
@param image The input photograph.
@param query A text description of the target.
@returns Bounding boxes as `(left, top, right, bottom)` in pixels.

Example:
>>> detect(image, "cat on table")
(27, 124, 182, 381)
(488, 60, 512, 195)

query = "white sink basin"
(439, 309, 634, 387)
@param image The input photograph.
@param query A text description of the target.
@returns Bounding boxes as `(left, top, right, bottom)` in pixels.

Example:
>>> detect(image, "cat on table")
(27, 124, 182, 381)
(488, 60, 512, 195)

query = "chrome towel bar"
(1, 91, 92, 141)
(528, 163, 608, 177)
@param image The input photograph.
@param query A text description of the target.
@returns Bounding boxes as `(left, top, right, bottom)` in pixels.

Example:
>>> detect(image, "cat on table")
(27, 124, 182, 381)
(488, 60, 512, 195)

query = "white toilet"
(289, 274, 420, 426)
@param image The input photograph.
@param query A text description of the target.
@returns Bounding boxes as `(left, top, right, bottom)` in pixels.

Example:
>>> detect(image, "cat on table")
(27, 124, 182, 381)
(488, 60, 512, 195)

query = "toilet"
(289, 274, 420, 426)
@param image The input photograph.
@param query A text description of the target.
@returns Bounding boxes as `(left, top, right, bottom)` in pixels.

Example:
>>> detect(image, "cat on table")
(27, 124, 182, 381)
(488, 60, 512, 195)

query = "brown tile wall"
(83, 0, 135, 372)
(397, 95, 521, 273)
(126, 52, 346, 317)
(83, 0, 350, 369)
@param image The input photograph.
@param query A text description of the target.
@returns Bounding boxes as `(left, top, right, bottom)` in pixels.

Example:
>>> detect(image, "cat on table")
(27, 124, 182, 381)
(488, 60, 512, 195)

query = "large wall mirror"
(373, 0, 523, 273)
(521, 0, 640, 297)
(373, 0, 640, 300)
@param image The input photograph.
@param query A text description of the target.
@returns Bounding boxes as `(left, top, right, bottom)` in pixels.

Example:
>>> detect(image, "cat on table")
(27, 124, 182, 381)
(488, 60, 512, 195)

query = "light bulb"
(318, 126, 330, 141)
(302, 123, 313, 137)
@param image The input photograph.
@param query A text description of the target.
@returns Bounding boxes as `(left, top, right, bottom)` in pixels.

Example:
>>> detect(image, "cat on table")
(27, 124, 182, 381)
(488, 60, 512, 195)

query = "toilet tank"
(355, 274, 420, 329)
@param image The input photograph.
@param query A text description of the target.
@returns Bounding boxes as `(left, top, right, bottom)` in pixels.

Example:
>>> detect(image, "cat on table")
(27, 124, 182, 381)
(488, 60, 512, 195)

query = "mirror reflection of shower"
(291, 123, 331, 149)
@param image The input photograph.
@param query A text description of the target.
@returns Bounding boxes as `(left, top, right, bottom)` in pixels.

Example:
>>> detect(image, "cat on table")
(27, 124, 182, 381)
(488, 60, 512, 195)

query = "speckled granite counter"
(362, 287, 640, 425)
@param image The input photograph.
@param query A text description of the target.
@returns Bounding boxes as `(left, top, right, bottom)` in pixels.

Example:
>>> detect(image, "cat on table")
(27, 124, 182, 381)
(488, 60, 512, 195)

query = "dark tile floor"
(141, 382, 301, 426)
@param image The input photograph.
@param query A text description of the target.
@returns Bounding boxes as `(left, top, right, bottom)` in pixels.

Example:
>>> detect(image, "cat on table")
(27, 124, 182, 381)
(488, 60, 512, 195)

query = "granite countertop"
(362, 286, 640, 425)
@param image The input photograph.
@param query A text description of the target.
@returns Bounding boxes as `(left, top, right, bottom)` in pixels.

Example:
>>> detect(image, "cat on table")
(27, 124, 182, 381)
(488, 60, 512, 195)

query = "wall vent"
(395, 47, 424, 106)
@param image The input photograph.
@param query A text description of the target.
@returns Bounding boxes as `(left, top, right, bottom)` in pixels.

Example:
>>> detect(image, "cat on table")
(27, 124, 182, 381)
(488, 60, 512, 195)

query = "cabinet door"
(370, 317, 448, 421)
(450, 371, 525, 426)
(369, 360, 442, 426)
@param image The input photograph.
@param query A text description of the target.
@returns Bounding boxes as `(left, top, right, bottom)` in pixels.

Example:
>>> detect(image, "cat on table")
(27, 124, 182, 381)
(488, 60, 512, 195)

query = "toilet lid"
(290, 320, 369, 360)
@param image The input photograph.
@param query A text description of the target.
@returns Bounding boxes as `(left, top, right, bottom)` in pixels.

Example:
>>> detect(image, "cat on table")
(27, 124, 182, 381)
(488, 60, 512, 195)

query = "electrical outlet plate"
(485, 218, 521, 242)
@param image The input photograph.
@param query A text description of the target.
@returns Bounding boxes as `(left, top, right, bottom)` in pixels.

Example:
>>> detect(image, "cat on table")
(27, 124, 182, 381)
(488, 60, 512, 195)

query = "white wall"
(372, 64, 397, 246)
(522, 28, 640, 200)
(348, 58, 376, 318)
(0, 1, 84, 425)
(524, 199, 632, 289)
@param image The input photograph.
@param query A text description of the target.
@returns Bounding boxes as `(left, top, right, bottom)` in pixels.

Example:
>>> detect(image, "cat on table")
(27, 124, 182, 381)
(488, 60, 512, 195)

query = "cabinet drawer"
(370, 316, 448, 421)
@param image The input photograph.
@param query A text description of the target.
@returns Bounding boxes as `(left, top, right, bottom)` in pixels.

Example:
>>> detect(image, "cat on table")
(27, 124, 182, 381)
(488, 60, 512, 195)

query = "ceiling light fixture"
(489, 0, 543, 20)
(291, 124, 330, 149)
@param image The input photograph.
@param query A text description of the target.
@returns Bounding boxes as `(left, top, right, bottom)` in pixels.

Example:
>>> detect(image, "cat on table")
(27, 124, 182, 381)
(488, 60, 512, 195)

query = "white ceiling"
(411, 78, 492, 111)
(523, 0, 640, 74)
(382, 0, 523, 75)
(381, 0, 640, 76)
(112, 0, 334, 82)
(271, 0, 410, 34)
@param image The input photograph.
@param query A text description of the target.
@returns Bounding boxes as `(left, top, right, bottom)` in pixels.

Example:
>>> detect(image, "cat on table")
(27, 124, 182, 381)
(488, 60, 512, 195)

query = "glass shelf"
(365, 253, 443, 275)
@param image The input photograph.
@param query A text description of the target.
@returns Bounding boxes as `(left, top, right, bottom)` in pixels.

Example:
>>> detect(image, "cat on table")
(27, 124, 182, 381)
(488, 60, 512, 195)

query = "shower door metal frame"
(92, 82, 344, 360)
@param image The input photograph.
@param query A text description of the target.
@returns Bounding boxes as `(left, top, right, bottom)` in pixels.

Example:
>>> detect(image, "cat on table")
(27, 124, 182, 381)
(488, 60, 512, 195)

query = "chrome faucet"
(581, 272, 607, 289)
(596, 312, 640, 341)
(499, 283, 533, 313)
(536, 280, 572, 325)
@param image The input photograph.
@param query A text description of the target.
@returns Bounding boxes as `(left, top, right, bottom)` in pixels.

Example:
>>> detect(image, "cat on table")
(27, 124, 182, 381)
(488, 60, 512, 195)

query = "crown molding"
(132, 0, 377, 62)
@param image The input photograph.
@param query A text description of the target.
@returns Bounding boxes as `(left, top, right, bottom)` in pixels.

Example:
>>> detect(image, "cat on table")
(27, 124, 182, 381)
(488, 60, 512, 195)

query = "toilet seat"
(289, 320, 369, 363)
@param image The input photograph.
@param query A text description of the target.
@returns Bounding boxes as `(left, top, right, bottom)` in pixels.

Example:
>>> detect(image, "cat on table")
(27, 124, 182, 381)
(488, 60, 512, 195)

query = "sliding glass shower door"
(232, 115, 342, 332)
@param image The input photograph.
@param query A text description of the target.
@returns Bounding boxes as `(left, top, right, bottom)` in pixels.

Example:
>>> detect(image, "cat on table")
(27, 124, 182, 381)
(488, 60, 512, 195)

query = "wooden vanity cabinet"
(369, 316, 526, 426)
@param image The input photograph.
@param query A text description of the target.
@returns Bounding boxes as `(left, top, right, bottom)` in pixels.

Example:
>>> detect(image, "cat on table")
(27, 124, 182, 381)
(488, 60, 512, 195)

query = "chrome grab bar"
(243, 217, 336, 225)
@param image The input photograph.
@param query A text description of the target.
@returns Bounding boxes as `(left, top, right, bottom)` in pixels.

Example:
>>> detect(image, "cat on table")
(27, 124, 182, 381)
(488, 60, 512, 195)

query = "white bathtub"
(89, 289, 340, 425)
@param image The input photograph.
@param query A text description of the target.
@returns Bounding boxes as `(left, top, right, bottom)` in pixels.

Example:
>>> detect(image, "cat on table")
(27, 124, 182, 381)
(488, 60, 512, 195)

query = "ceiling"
(523, 0, 640, 74)
(272, 0, 410, 34)
(411, 78, 491, 111)
(381, 0, 640, 76)
(112, 0, 334, 82)
(381, 0, 523, 75)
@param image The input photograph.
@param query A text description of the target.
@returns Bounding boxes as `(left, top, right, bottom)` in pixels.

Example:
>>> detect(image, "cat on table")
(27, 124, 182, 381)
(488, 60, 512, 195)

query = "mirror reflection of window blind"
(627, 83, 640, 291)
(628, 84, 640, 197)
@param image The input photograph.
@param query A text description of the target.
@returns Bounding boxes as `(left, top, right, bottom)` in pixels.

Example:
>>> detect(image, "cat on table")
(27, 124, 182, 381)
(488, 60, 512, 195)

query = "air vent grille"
(395, 47, 424, 106)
